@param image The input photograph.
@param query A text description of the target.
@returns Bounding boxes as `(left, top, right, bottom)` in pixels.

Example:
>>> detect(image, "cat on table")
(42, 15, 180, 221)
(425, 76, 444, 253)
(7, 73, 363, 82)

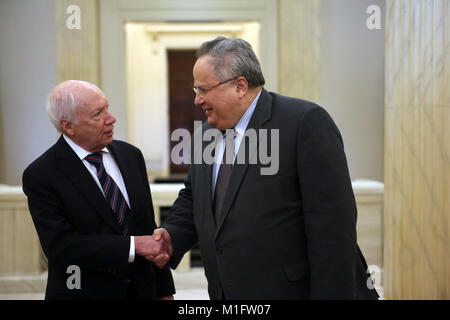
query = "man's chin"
(207, 118, 222, 130)
(104, 136, 114, 146)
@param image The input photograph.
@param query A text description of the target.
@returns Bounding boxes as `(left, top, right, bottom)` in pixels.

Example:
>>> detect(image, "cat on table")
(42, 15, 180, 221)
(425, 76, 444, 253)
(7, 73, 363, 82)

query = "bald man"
(22, 80, 174, 300)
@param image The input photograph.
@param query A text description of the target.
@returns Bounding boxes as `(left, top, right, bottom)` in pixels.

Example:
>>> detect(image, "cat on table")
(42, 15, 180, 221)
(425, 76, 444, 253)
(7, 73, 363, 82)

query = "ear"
(235, 76, 248, 98)
(60, 119, 74, 136)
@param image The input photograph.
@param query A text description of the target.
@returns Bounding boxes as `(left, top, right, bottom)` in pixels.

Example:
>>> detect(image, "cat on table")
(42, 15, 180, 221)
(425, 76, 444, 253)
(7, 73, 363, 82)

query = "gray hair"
(196, 36, 265, 88)
(46, 80, 102, 132)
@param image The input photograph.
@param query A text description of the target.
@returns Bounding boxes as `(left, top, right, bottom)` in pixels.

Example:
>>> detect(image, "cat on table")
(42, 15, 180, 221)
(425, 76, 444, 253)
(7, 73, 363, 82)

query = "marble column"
(278, 0, 321, 102)
(53, 0, 100, 85)
(384, 0, 449, 299)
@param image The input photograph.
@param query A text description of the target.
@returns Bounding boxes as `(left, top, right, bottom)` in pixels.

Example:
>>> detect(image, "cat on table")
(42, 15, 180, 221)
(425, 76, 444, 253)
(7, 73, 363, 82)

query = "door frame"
(100, 0, 278, 142)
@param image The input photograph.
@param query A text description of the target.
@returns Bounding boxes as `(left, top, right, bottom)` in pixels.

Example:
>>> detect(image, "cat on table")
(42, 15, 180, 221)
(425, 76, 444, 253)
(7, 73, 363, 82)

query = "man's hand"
(134, 229, 173, 269)
(146, 228, 173, 269)
(134, 233, 171, 268)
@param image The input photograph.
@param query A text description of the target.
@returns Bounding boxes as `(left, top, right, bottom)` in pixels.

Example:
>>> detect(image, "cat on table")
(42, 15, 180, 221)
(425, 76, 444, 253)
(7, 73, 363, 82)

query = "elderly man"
(22, 80, 174, 300)
(155, 37, 379, 300)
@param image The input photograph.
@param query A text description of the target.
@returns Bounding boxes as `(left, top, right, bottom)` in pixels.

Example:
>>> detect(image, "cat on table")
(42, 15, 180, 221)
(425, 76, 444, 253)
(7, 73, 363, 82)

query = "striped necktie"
(85, 152, 129, 236)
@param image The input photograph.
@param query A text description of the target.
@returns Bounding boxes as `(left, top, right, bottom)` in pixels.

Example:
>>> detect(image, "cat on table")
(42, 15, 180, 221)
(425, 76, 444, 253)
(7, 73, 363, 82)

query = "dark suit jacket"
(163, 88, 378, 300)
(22, 136, 175, 299)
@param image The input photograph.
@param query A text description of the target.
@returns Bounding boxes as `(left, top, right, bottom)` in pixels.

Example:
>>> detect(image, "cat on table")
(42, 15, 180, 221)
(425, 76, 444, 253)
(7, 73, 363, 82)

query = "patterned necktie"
(213, 130, 235, 225)
(85, 152, 130, 236)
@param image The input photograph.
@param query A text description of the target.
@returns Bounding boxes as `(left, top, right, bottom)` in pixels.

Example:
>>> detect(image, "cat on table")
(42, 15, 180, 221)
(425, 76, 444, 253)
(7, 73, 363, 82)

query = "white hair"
(46, 80, 102, 132)
(46, 90, 77, 132)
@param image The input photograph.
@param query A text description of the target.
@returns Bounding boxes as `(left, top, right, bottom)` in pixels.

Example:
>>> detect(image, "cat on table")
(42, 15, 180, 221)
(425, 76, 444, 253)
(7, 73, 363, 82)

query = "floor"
(0, 268, 209, 300)
(0, 268, 383, 300)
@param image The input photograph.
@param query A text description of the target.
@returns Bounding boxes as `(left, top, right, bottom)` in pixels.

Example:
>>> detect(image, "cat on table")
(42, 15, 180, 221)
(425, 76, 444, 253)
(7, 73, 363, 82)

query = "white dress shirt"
(63, 135, 135, 263)
(212, 89, 262, 196)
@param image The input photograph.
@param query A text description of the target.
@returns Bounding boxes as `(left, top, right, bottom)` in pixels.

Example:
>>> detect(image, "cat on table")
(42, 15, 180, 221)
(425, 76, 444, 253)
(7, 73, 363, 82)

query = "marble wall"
(384, 0, 449, 299)
(278, 0, 321, 102)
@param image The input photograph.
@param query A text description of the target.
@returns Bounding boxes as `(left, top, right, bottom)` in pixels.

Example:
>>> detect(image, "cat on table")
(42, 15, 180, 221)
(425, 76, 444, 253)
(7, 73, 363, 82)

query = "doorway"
(168, 50, 206, 175)
(124, 21, 262, 178)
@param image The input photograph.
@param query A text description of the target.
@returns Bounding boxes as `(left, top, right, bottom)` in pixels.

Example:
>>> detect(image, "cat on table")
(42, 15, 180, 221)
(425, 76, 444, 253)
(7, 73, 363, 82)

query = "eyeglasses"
(192, 77, 238, 97)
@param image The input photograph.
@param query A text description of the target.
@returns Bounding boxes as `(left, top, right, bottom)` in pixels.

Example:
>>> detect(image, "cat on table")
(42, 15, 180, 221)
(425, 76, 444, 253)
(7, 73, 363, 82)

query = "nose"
(105, 108, 116, 125)
(194, 92, 205, 107)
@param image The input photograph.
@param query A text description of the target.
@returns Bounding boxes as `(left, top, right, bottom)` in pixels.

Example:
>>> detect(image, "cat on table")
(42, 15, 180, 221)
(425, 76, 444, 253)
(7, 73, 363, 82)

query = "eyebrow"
(193, 84, 206, 90)
(92, 104, 107, 115)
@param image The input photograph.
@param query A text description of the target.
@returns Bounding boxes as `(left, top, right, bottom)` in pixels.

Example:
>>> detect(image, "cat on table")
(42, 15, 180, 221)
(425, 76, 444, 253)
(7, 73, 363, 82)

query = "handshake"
(134, 228, 172, 269)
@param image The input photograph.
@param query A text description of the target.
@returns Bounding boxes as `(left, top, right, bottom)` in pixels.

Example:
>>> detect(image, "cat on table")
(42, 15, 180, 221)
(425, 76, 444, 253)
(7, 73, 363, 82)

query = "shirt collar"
(233, 89, 262, 137)
(63, 134, 109, 160)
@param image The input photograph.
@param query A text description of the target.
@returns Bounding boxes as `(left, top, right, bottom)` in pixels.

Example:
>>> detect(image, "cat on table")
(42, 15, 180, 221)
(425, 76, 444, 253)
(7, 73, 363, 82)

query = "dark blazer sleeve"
(161, 165, 198, 268)
(22, 166, 130, 275)
(297, 106, 359, 299)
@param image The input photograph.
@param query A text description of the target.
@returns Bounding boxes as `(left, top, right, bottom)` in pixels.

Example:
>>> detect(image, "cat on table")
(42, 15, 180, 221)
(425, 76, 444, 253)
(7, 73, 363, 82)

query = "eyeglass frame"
(192, 76, 238, 97)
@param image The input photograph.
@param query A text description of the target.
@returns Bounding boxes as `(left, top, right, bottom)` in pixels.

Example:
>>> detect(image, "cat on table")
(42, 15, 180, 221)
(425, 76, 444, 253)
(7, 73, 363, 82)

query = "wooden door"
(168, 50, 206, 174)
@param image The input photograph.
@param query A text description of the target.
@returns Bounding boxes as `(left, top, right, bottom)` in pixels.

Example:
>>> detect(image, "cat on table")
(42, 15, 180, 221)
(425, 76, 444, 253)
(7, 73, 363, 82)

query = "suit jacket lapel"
(54, 136, 122, 234)
(215, 88, 273, 237)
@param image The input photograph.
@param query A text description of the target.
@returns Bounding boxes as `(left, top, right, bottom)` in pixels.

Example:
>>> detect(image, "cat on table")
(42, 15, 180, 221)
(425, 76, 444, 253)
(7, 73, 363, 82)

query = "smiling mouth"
(203, 107, 212, 114)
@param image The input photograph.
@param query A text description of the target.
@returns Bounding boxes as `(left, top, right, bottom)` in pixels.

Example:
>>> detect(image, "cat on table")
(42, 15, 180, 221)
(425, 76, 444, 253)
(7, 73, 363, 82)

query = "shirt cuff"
(128, 236, 135, 263)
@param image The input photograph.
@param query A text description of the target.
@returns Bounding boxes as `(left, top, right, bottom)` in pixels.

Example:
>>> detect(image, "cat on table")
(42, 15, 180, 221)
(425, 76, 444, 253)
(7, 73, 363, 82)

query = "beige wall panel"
(384, 0, 449, 299)
(0, 191, 42, 277)
(54, 0, 100, 85)
(14, 208, 41, 276)
(356, 202, 383, 268)
(0, 208, 15, 276)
